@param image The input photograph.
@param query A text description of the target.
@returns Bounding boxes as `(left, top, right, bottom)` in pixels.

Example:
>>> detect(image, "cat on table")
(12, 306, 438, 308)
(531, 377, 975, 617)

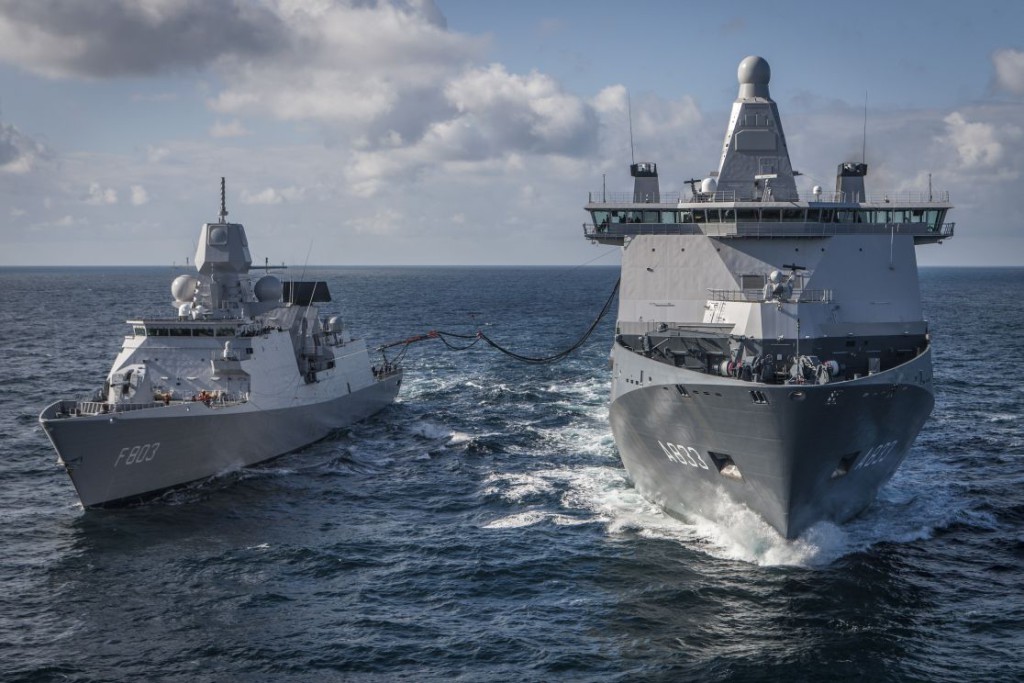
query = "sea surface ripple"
(1, 266, 1022, 682)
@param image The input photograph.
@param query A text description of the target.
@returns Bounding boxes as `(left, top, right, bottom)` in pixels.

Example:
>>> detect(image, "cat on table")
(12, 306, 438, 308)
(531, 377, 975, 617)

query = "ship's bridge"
(583, 191, 955, 246)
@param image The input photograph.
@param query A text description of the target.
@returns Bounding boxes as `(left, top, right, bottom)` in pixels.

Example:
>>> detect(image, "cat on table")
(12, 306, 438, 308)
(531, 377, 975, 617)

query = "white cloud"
(993, 48, 1024, 95)
(207, 0, 483, 133)
(209, 119, 249, 138)
(240, 186, 306, 205)
(146, 145, 170, 163)
(942, 111, 1010, 169)
(0, 120, 48, 173)
(350, 207, 404, 235)
(85, 182, 118, 205)
(130, 185, 149, 206)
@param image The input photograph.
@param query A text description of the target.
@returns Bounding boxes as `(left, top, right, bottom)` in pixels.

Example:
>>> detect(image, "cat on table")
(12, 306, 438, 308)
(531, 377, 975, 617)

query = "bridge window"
(660, 210, 677, 224)
(761, 209, 782, 222)
(736, 209, 758, 222)
(782, 208, 805, 221)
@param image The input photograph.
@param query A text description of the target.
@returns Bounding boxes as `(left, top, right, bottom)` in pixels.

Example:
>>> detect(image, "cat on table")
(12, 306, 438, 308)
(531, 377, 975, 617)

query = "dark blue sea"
(1, 265, 1022, 682)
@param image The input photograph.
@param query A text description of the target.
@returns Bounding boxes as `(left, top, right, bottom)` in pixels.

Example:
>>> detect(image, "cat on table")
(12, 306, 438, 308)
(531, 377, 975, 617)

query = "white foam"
(513, 456, 966, 568)
(482, 472, 556, 503)
(480, 510, 591, 530)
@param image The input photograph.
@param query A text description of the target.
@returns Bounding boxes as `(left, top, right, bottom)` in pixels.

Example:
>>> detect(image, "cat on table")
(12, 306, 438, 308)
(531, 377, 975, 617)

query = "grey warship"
(40, 180, 402, 507)
(584, 56, 954, 538)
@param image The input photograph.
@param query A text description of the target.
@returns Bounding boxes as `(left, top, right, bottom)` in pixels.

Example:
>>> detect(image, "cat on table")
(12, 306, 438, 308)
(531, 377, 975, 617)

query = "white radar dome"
(737, 56, 771, 85)
(700, 177, 718, 194)
(254, 275, 283, 302)
(171, 274, 198, 303)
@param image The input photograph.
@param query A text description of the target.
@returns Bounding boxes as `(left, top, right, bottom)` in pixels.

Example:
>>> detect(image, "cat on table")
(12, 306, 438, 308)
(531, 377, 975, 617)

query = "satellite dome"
(738, 56, 771, 85)
(208, 225, 228, 245)
(254, 275, 282, 302)
(171, 274, 198, 303)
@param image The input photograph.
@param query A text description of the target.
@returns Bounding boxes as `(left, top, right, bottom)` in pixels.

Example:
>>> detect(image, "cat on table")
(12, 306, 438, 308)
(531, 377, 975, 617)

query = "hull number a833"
(657, 440, 709, 470)
(854, 440, 899, 470)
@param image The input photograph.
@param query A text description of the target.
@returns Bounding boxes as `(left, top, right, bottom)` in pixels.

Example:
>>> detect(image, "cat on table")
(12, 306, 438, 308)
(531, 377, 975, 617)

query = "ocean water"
(1, 265, 1022, 682)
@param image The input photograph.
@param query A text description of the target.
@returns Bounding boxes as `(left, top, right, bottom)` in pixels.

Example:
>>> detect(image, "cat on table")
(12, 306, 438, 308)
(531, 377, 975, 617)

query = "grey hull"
(609, 347, 934, 539)
(39, 373, 401, 507)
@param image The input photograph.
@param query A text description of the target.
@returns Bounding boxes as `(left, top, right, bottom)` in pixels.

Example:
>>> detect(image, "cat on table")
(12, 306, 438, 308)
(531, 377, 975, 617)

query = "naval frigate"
(584, 56, 954, 539)
(40, 180, 402, 507)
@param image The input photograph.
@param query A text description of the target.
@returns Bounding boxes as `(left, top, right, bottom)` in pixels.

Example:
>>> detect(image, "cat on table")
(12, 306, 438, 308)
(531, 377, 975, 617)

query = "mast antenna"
(628, 90, 635, 165)
(862, 91, 868, 164)
(219, 177, 228, 223)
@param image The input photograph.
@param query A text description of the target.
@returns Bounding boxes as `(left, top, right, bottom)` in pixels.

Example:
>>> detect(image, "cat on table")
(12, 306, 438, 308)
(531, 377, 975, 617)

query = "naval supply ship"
(40, 180, 402, 507)
(584, 56, 954, 539)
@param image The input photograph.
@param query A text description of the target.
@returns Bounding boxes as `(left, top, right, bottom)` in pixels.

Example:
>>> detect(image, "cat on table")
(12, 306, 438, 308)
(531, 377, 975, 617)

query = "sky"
(1, 0, 1023, 267)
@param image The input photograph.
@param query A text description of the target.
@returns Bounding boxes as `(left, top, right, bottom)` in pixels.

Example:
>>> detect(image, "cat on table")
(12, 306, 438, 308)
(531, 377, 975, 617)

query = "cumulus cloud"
(209, 119, 249, 138)
(206, 0, 482, 135)
(0, 120, 49, 173)
(0, 0, 606, 198)
(993, 48, 1024, 95)
(942, 111, 1013, 169)
(146, 145, 170, 163)
(0, 0, 288, 78)
(85, 182, 118, 205)
(240, 186, 306, 204)
(445, 64, 598, 155)
(130, 185, 149, 205)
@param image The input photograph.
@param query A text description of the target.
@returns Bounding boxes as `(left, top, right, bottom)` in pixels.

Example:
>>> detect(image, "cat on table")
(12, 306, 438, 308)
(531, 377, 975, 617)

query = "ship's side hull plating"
(609, 345, 933, 538)
(40, 374, 401, 507)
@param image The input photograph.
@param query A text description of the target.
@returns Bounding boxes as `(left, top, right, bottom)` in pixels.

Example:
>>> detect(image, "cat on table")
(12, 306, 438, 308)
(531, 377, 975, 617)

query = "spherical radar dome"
(171, 274, 198, 303)
(737, 56, 770, 86)
(254, 275, 283, 302)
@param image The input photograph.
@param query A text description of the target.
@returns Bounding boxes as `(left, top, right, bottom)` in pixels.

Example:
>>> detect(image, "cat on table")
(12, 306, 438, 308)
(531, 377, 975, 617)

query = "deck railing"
(707, 288, 834, 304)
(587, 189, 951, 205)
(583, 221, 955, 240)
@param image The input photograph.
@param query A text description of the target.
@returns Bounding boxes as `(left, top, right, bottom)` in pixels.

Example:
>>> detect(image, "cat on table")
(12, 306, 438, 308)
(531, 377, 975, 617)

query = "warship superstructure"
(584, 57, 954, 538)
(40, 180, 402, 507)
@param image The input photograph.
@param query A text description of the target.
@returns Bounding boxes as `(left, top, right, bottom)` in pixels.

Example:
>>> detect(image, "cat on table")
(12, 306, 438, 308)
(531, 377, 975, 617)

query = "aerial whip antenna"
(628, 90, 635, 165)
(219, 177, 228, 223)
(862, 91, 868, 164)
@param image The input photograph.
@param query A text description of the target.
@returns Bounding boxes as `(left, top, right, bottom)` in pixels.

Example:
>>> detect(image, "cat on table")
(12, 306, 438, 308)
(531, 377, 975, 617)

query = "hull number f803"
(657, 441, 709, 470)
(114, 442, 160, 467)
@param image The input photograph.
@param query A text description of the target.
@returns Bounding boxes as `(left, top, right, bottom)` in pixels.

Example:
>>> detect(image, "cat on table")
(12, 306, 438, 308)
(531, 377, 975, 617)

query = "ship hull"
(609, 346, 933, 539)
(39, 373, 402, 507)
